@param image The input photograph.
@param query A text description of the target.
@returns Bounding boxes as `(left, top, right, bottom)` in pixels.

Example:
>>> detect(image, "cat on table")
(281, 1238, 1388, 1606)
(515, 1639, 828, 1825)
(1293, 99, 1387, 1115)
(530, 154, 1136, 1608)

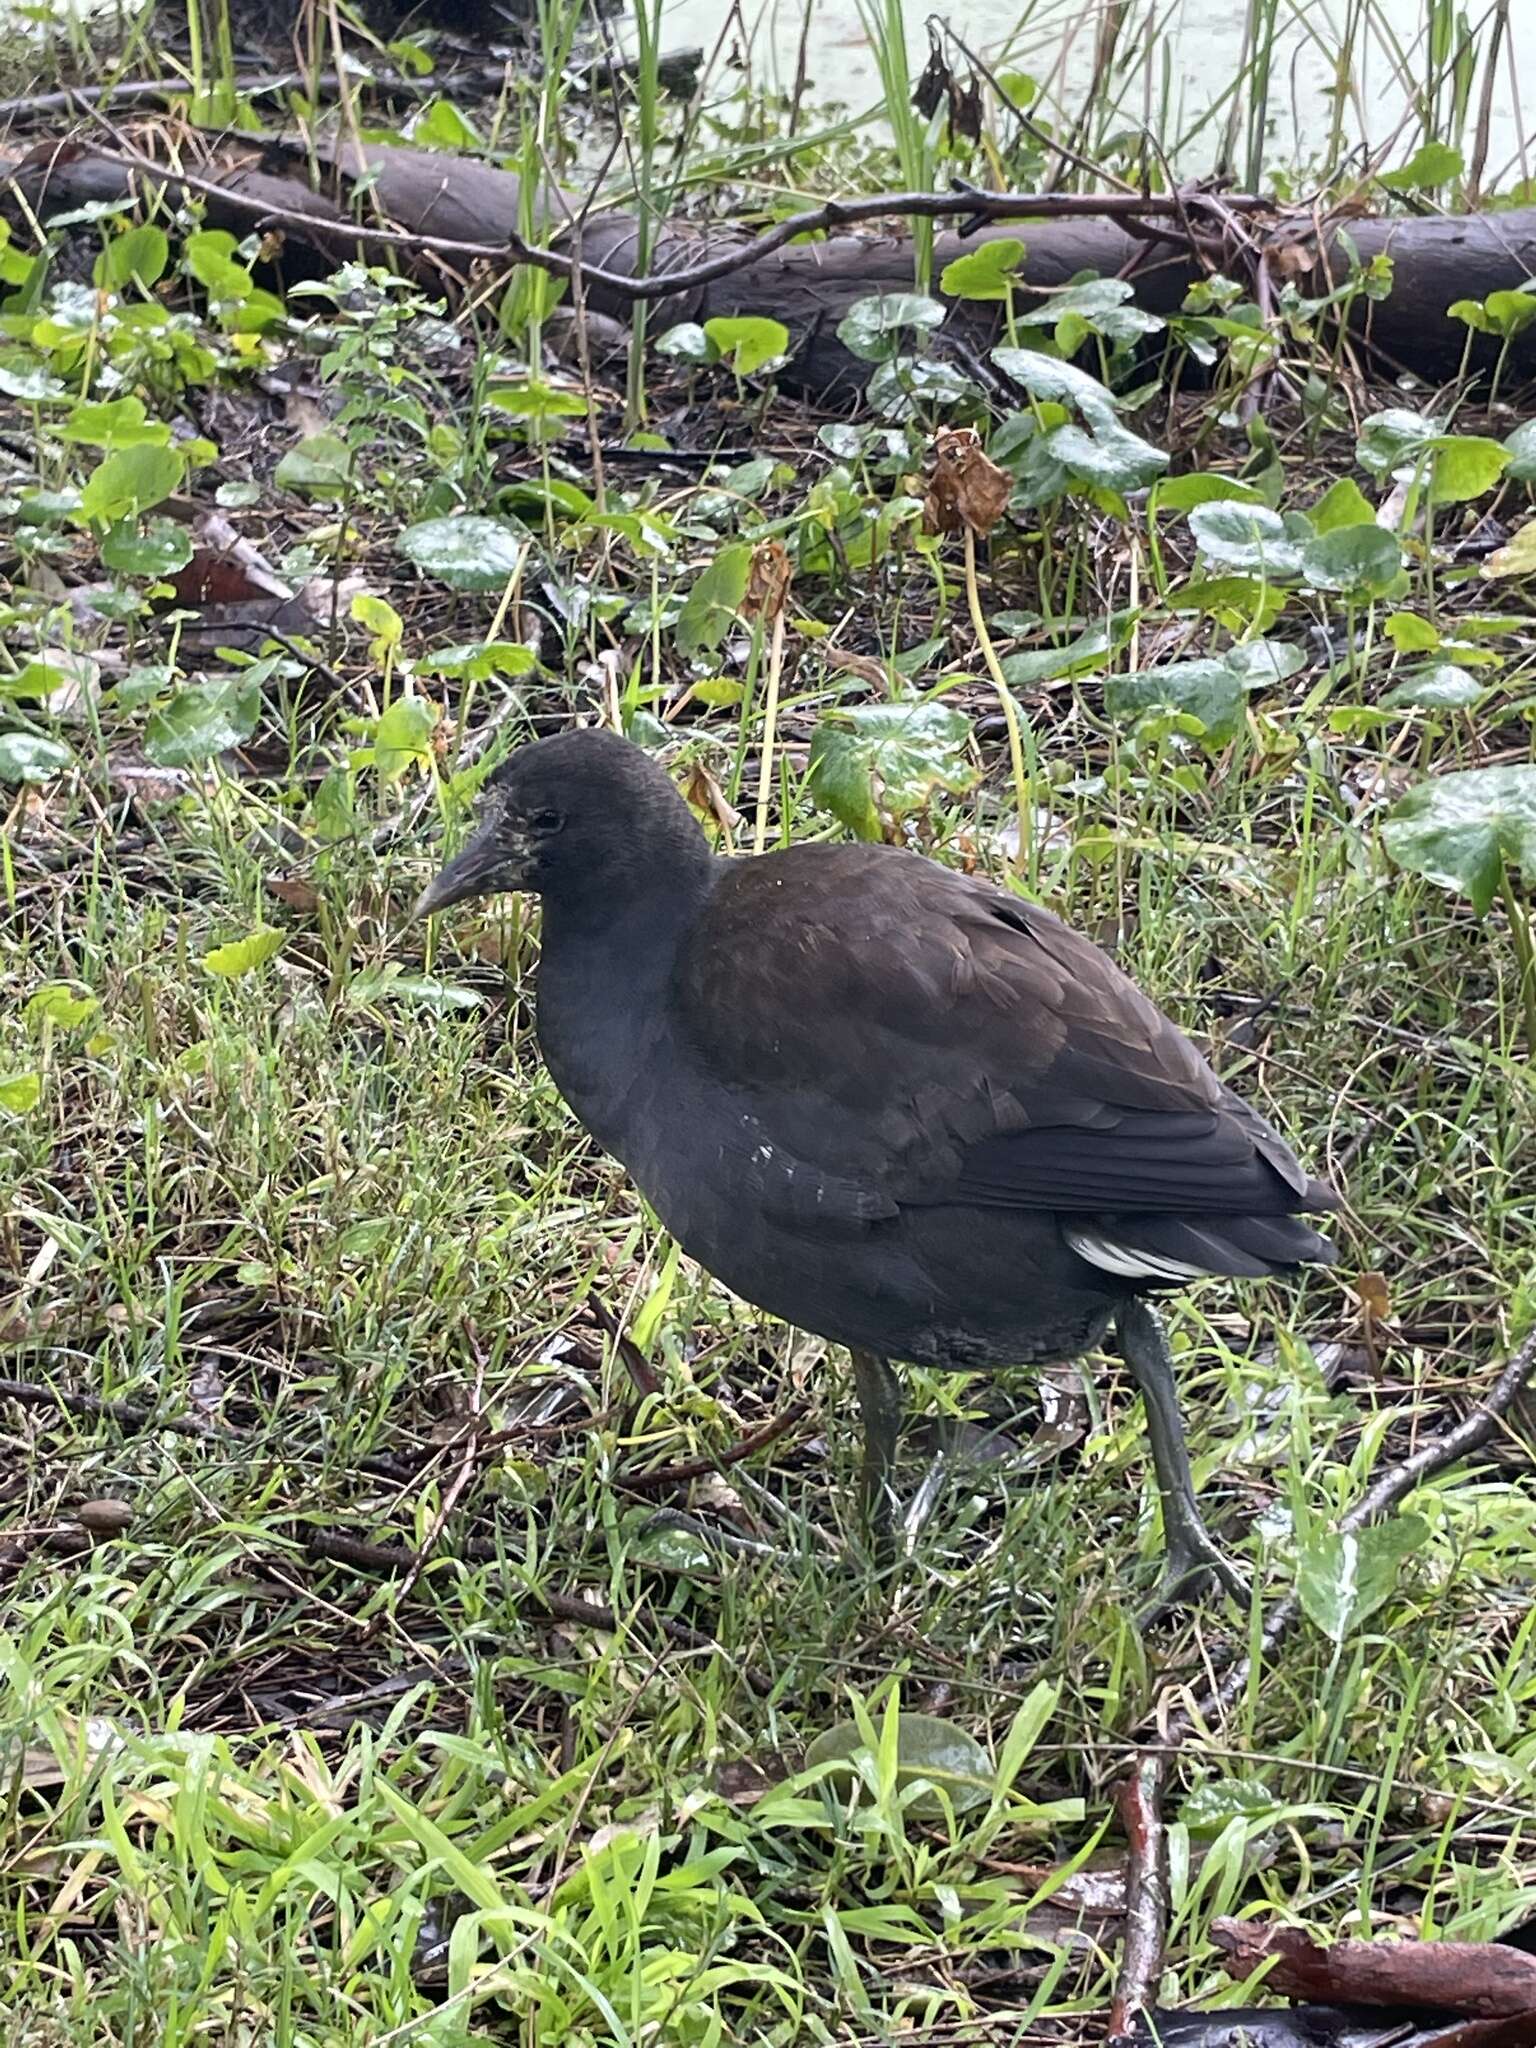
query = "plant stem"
(753, 608, 788, 855)
(963, 527, 1034, 884)
(1499, 864, 1536, 1050)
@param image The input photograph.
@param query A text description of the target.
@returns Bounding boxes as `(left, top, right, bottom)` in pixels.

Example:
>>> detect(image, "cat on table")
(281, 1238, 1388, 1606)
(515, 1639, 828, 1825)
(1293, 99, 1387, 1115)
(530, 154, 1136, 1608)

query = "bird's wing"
(677, 844, 1336, 1221)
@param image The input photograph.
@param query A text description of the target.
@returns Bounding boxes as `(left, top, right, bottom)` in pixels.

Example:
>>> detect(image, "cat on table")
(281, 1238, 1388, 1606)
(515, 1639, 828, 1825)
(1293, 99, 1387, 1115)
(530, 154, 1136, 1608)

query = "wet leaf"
(836, 292, 946, 363)
(808, 700, 975, 839)
(144, 672, 261, 766)
(655, 321, 712, 364)
(1503, 419, 1536, 485)
(416, 641, 537, 681)
(1151, 473, 1263, 515)
(1356, 408, 1443, 479)
(1382, 764, 1536, 915)
(1046, 413, 1168, 492)
(1383, 666, 1484, 709)
(1106, 659, 1249, 748)
(1000, 615, 1135, 688)
(348, 964, 486, 1011)
(1013, 275, 1162, 346)
(1189, 500, 1304, 578)
(1299, 523, 1403, 594)
(1298, 1512, 1429, 1643)
(100, 517, 195, 578)
(202, 926, 286, 977)
(806, 1711, 992, 1818)
(0, 733, 73, 782)
(398, 515, 526, 592)
(866, 355, 980, 420)
(991, 345, 1122, 426)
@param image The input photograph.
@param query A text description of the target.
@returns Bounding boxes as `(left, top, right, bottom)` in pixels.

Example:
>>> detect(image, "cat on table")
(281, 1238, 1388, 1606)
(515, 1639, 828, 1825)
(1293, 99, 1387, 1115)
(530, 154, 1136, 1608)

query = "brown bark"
(7, 136, 1534, 390)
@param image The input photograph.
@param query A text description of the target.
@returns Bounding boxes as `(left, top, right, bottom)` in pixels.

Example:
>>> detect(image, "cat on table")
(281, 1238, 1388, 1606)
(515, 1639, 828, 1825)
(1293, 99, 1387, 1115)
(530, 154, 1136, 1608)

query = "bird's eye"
(531, 807, 564, 834)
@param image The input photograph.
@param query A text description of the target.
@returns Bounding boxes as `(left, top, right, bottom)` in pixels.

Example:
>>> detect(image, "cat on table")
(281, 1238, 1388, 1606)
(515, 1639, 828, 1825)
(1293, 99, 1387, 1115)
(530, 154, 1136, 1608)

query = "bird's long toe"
(1137, 1518, 1249, 1628)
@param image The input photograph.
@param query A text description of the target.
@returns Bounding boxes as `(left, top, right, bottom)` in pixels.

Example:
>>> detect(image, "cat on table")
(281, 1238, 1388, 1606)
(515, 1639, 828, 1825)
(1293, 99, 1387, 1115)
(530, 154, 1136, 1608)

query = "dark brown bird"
(418, 726, 1341, 1610)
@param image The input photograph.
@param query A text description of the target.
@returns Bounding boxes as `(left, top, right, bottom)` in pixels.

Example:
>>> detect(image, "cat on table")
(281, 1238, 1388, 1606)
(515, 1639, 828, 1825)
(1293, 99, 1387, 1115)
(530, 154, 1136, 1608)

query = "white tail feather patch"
(1064, 1228, 1211, 1282)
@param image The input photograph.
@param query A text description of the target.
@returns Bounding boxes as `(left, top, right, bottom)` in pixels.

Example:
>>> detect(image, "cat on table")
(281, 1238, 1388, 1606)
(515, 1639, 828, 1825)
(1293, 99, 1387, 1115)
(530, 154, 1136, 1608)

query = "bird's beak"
(415, 820, 521, 919)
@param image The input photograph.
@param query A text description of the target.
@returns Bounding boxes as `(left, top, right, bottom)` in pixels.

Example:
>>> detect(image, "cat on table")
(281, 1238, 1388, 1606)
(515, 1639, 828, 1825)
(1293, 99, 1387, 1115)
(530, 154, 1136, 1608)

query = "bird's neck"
(533, 853, 717, 1157)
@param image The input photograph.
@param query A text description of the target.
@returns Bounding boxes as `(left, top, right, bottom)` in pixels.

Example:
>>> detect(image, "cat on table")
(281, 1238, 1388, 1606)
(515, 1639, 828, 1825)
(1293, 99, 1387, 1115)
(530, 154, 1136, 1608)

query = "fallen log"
(6, 134, 1534, 391)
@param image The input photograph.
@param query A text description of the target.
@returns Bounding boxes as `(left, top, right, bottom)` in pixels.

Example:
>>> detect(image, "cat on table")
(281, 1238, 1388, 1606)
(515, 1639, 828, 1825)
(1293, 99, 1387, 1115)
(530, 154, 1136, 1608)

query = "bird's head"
(415, 726, 707, 920)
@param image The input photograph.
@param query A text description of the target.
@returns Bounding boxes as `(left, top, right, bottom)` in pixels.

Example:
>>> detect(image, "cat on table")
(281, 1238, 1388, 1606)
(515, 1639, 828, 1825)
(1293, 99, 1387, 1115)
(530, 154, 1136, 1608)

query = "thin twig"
(0, 1374, 227, 1438)
(303, 1527, 720, 1655)
(618, 1397, 811, 1493)
(1107, 1749, 1171, 2044)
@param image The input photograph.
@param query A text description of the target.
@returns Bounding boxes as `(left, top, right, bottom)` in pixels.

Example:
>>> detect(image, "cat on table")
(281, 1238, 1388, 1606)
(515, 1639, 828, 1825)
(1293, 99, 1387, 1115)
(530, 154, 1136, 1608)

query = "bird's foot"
(1137, 1515, 1248, 1629)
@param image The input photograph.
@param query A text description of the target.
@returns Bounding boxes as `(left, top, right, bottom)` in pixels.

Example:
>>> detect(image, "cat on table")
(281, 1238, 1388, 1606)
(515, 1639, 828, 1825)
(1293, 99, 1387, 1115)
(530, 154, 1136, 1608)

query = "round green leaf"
(807, 701, 976, 839)
(101, 517, 195, 579)
(1382, 665, 1484, 709)
(991, 346, 1120, 427)
(939, 238, 1026, 303)
(1299, 524, 1403, 595)
(1045, 415, 1168, 492)
(274, 434, 353, 497)
(835, 292, 946, 364)
(0, 732, 72, 782)
(676, 543, 751, 658)
(805, 1712, 992, 1818)
(1355, 408, 1443, 479)
(397, 515, 527, 592)
(1309, 476, 1377, 532)
(1150, 473, 1263, 516)
(372, 696, 439, 783)
(25, 982, 99, 1030)
(417, 640, 537, 682)
(144, 672, 261, 766)
(1382, 764, 1536, 915)
(95, 224, 169, 292)
(80, 442, 185, 524)
(1105, 659, 1249, 749)
(1188, 500, 1303, 579)
(702, 315, 790, 377)
(1428, 435, 1509, 505)
(865, 356, 979, 421)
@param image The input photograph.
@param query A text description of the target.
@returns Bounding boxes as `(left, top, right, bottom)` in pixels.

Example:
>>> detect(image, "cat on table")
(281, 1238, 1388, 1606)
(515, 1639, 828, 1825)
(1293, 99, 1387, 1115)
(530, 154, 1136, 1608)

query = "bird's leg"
(849, 1349, 903, 1562)
(1115, 1298, 1247, 1619)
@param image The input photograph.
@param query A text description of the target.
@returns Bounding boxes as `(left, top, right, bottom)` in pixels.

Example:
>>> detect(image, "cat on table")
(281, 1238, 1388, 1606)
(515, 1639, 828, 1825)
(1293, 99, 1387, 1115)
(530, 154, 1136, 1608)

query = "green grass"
(5, 568, 1534, 2037)
(2, 7, 1536, 2040)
